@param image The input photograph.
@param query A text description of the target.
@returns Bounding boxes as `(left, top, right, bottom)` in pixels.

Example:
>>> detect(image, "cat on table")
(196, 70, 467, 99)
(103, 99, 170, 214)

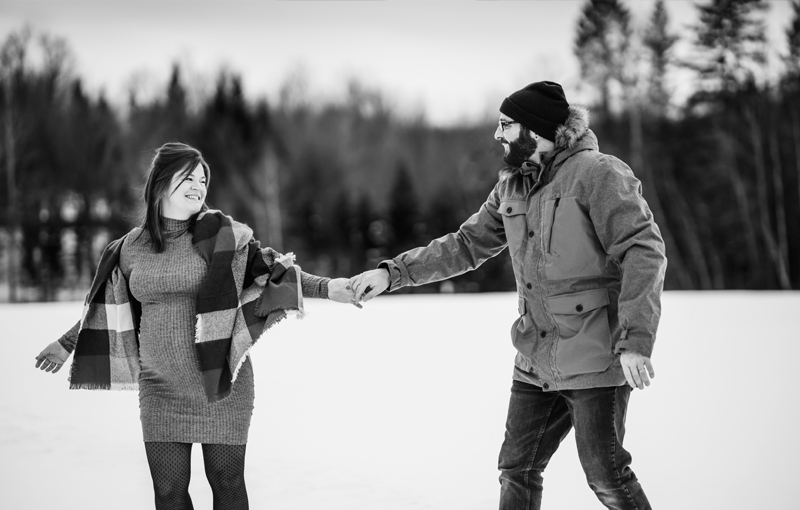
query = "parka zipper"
(547, 197, 560, 254)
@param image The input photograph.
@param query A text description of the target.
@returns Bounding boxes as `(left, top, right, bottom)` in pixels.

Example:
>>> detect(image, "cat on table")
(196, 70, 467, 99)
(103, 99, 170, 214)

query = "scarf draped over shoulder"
(68, 210, 304, 402)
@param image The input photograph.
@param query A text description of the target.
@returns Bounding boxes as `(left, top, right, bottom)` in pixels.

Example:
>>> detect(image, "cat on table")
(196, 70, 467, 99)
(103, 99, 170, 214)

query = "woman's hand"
(328, 278, 362, 308)
(35, 340, 71, 374)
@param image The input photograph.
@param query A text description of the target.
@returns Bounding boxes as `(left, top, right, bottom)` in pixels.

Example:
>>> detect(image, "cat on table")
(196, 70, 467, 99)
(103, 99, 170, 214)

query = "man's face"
(495, 114, 538, 168)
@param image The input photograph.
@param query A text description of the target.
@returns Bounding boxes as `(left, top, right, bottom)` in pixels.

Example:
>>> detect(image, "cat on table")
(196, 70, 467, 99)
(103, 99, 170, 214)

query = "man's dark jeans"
(498, 380, 651, 510)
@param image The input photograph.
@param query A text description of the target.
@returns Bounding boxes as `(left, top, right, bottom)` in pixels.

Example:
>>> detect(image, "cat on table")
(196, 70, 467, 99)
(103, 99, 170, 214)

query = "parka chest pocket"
(542, 196, 605, 281)
(499, 200, 528, 256)
(546, 288, 614, 376)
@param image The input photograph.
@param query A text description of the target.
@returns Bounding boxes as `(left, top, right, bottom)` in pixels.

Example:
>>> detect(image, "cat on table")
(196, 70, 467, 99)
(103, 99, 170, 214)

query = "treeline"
(0, 33, 509, 300)
(574, 0, 800, 289)
(1, 0, 799, 301)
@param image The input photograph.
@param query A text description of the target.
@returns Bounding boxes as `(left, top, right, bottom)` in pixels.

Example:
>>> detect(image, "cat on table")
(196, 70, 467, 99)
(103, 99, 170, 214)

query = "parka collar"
(549, 128, 597, 171)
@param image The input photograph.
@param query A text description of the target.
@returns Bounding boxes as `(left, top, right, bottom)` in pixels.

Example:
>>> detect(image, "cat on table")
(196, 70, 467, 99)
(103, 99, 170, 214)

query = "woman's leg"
(201, 443, 249, 510)
(143, 442, 194, 510)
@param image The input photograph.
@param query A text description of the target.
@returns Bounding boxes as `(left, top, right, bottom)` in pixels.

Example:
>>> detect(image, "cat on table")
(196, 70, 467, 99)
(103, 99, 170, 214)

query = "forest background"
(2, 0, 800, 302)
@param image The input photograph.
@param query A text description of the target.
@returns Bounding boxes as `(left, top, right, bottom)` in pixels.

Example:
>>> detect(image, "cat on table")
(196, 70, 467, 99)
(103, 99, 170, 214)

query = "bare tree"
(743, 99, 791, 288)
(576, 0, 692, 288)
(1, 28, 31, 302)
(574, 0, 632, 117)
(687, 0, 780, 286)
(785, 0, 800, 284)
(640, 0, 702, 288)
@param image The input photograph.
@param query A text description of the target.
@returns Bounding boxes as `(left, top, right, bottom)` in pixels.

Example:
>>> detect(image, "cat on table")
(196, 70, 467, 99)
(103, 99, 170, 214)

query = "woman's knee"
(205, 465, 245, 489)
(153, 478, 191, 500)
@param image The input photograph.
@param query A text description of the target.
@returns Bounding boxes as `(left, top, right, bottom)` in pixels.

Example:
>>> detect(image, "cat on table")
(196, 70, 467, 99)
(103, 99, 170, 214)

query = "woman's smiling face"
(161, 162, 208, 220)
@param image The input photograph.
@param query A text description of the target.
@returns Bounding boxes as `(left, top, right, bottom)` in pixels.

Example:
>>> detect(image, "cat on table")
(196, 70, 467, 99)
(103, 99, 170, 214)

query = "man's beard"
(503, 128, 539, 168)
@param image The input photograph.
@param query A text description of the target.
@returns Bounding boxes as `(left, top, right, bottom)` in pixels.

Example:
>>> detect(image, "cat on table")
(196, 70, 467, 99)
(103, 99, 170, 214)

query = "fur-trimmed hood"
(553, 105, 590, 151)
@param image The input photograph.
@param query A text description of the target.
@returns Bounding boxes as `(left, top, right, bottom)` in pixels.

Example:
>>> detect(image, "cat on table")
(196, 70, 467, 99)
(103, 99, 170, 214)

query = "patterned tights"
(144, 442, 249, 510)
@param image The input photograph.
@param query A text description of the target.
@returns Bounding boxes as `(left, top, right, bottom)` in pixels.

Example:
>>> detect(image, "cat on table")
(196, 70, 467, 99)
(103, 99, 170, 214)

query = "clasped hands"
(327, 268, 390, 308)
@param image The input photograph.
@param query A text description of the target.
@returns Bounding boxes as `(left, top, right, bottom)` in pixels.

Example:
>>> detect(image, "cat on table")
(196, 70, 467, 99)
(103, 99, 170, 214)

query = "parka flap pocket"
(547, 288, 609, 315)
(499, 200, 527, 217)
(548, 288, 613, 376)
(499, 200, 528, 257)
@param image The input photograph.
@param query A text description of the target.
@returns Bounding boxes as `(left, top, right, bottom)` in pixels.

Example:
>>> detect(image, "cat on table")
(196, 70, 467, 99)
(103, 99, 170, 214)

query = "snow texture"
(1, 291, 798, 509)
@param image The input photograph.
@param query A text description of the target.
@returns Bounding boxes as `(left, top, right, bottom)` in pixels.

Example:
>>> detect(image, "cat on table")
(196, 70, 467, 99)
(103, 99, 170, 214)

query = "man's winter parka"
(380, 106, 667, 391)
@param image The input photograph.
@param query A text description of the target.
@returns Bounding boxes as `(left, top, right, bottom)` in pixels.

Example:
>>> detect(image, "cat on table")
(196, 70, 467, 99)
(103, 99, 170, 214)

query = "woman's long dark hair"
(140, 142, 211, 252)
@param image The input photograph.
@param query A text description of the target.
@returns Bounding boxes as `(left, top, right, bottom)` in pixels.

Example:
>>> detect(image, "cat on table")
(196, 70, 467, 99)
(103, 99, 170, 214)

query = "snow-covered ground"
(1, 291, 798, 509)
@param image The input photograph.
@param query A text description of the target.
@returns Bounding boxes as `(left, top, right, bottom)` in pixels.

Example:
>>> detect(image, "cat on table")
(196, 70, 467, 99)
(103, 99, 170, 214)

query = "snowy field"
(1, 291, 799, 509)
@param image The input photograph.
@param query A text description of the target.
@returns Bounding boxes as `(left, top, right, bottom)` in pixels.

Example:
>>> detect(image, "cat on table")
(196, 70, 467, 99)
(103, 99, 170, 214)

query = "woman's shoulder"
(124, 225, 145, 241)
(119, 227, 147, 274)
(121, 226, 148, 252)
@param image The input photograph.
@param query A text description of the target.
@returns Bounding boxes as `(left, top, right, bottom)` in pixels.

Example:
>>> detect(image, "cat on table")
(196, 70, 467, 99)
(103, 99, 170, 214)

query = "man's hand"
(35, 340, 70, 374)
(350, 269, 390, 304)
(620, 352, 655, 390)
(328, 278, 362, 308)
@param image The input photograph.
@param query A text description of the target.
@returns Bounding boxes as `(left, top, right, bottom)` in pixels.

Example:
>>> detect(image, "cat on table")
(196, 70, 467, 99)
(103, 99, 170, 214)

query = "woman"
(34, 142, 355, 510)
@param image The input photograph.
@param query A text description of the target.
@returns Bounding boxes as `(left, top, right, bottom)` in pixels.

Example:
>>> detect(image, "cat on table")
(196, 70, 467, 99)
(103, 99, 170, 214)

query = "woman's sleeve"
(57, 320, 81, 353)
(244, 237, 330, 298)
(301, 272, 330, 299)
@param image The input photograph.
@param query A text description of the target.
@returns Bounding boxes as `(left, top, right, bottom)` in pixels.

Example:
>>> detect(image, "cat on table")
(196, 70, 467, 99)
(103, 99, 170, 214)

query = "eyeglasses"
(498, 119, 518, 131)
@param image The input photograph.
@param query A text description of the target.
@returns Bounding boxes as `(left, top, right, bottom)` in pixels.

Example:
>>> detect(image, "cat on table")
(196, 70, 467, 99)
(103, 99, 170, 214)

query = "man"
(351, 81, 666, 509)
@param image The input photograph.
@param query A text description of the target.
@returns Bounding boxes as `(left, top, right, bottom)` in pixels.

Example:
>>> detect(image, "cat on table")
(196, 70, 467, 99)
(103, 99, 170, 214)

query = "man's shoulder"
(564, 146, 603, 165)
(567, 150, 632, 178)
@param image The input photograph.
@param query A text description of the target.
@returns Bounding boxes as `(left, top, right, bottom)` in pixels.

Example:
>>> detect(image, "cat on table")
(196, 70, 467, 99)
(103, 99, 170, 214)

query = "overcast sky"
(0, 0, 796, 125)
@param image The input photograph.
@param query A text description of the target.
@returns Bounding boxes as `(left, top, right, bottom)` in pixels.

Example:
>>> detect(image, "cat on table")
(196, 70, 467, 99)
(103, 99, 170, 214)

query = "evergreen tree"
(165, 63, 187, 124)
(387, 161, 421, 255)
(642, 0, 678, 117)
(686, 0, 790, 288)
(354, 192, 378, 271)
(687, 0, 768, 101)
(785, 0, 800, 77)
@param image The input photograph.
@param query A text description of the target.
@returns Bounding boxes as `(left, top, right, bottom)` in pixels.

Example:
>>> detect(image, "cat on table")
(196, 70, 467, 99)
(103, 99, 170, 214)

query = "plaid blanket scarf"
(69, 210, 304, 402)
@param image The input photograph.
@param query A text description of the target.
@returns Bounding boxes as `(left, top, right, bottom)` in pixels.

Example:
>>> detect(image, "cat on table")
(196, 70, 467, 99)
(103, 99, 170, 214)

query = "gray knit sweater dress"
(110, 217, 329, 445)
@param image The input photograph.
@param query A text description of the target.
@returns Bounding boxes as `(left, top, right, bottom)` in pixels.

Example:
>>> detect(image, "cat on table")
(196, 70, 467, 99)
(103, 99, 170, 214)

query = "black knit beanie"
(499, 81, 570, 142)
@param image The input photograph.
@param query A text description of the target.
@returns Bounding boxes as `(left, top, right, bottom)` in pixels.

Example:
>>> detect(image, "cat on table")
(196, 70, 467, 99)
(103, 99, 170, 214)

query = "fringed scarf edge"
(229, 264, 306, 385)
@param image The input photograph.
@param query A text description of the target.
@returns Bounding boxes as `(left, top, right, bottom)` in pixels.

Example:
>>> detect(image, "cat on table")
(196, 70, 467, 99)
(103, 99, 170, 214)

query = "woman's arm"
(57, 320, 81, 353)
(301, 271, 359, 306)
(244, 236, 356, 305)
(300, 272, 329, 299)
(35, 320, 79, 373)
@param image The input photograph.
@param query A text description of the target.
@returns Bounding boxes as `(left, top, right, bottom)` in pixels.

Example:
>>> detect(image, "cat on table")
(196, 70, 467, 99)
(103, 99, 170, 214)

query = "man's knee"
(581, 456, 638, 494)
(498, 463, 544, 493)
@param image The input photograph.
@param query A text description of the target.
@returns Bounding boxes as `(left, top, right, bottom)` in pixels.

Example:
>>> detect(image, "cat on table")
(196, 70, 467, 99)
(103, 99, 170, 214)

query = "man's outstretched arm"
(352, 182, 508, 303)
